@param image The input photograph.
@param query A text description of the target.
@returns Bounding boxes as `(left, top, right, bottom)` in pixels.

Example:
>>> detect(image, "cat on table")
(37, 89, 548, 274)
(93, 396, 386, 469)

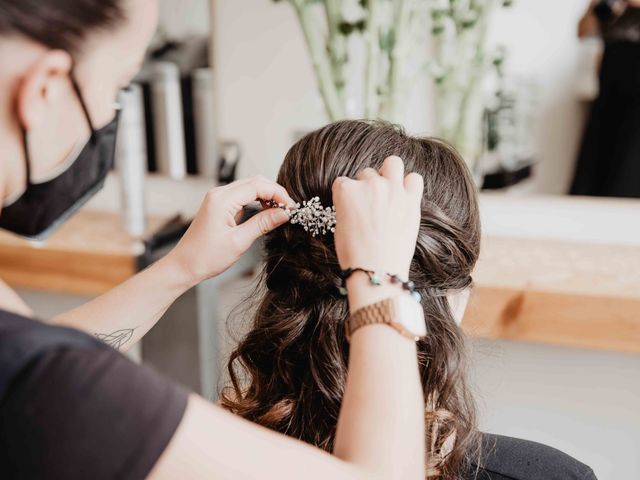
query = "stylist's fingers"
(231, 207, 290, 253)
(404, 172, 424, 198)
(356, 167, 379, 181)
(332, 176, 355, 196)
(224, 176, 295, 211)
(379, 155, 405, 184)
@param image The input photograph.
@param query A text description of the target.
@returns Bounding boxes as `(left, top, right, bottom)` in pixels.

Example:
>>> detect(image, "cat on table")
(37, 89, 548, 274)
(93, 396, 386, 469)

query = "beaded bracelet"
(338, 267, 421, 302)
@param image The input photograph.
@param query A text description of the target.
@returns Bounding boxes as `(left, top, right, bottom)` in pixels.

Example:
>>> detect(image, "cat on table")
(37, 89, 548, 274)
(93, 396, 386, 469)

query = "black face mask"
(0, 76, 119, 241)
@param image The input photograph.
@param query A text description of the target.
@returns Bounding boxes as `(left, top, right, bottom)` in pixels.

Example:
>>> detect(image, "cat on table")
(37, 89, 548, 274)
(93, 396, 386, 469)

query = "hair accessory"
(339, 268, 421, 302)
(267, 197, 336, 237)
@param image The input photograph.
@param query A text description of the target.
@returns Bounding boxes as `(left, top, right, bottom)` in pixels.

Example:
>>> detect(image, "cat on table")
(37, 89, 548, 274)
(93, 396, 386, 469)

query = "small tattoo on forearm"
(95, 328, 135, 350)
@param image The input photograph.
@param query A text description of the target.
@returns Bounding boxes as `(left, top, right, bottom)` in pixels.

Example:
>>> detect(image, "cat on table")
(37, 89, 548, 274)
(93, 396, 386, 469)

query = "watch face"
(395, 296, 427, 338)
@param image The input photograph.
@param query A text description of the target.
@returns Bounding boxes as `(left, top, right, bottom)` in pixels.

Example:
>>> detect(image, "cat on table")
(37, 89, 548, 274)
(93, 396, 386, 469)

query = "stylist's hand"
(332, 156, 423, 279)
(167, 176, 294, 285)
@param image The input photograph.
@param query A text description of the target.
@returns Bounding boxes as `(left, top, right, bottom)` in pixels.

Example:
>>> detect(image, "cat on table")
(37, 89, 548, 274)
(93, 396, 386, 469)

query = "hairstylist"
(0, 1, 427, 478)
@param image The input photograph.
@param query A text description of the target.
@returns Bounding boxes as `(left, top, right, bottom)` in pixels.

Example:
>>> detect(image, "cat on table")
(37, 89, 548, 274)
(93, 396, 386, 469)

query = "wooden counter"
(0, 211, 167, 296)
(462, 235, 640, 354)
(0, 174, 210, 297)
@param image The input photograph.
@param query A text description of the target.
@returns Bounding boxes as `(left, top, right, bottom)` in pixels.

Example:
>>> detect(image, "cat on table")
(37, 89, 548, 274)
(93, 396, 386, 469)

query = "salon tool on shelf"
(115, 85, 148, 237)
(151, 61, 187, 180)
(217, 141, 241, 185)
(192, 68, 218, 180)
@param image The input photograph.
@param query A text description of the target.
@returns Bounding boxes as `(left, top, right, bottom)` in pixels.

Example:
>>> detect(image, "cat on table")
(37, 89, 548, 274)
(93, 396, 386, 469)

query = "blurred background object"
(570, 0, 640, 197)
(217, 141, 241, 185)
(114, 0, 221, 185)
(429, 0, 514, 175)
(115, 86, 148, 237)
(151, 61, 188, 179)
(481, 60, 538, 189)
(192, 67, 219, 179)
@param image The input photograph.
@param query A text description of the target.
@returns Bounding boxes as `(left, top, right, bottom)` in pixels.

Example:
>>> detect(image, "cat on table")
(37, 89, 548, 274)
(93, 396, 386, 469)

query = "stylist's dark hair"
(0, 0, 124, 53)
(221, 120, 482, 478)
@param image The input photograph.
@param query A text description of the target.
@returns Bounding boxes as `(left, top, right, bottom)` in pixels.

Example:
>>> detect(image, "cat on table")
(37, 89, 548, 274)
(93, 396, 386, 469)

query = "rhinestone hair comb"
(266, 197, 336, 237)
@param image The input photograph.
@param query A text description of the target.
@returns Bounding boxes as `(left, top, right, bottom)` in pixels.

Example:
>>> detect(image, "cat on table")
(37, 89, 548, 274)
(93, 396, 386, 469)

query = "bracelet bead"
(338, 268, 420, 302)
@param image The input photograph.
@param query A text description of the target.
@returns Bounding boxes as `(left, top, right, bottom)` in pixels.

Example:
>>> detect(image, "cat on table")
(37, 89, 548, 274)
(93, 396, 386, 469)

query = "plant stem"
(291, 0, 344, 120)
(383, 0, 411, 122)
(452, 0, 493, 156)
(323, 0, 347, 103)
(364, 0, 381, 119)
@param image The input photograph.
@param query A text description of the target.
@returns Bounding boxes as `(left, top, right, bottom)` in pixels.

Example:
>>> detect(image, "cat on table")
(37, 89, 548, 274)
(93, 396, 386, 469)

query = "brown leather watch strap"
(346, 296, 424, 342)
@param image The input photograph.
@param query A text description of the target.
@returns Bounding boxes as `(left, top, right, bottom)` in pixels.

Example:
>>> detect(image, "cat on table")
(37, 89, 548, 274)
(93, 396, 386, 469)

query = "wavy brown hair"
(221, 120, 482, 478)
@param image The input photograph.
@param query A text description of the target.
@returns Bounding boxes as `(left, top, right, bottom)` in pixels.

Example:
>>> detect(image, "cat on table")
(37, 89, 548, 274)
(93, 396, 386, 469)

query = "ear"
(447, 288, 471, 326)
(15, 50, 73, 130)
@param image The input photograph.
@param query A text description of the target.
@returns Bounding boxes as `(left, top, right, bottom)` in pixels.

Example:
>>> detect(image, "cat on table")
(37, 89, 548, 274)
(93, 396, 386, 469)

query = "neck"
(0, 115, 25, 213)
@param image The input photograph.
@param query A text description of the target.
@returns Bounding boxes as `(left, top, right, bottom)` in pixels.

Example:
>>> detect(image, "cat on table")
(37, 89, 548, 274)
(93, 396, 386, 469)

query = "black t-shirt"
(0, 309, 188, 479)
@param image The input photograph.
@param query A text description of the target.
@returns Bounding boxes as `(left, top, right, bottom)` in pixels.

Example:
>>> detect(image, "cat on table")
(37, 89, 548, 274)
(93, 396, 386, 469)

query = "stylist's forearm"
(50, 176, 294, 351)
(49, 252, 195, 351)
(330, 156, 426, 479)
(333, 276, 425, 480)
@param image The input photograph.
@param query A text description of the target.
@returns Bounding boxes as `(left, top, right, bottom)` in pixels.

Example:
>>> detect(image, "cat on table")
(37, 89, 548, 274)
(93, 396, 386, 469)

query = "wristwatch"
(346, 296, 427, 342)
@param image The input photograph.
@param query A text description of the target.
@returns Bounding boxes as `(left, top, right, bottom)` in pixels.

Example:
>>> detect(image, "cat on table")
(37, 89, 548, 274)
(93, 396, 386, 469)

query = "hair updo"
(221, 120, 482, 478)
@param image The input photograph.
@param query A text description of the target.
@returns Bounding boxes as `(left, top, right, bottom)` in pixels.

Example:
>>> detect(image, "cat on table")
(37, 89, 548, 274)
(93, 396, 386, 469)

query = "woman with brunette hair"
(223, 120, 598, 480)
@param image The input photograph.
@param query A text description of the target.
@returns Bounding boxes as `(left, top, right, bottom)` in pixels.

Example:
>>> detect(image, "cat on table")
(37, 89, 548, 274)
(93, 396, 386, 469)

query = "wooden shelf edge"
(0, 247, 138, 297)
(462, 285, 640, 355)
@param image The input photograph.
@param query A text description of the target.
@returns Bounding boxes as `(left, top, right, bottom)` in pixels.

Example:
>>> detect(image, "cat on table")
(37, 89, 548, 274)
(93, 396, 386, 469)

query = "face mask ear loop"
(69, 73, 97, 145)
(21, 126, 33, 191)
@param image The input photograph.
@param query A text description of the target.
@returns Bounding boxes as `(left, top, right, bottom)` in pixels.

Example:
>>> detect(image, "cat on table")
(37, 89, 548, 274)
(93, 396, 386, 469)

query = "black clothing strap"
(19, 72, 96, 192)
(466, 433, 598, 480)
(0, 310, 103, 401)
(70, 73, 97, 141)
(21, 127, 32, 188)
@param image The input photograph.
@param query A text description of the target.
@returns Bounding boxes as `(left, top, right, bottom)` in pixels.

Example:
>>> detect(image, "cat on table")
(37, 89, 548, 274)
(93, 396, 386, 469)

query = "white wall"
(213, 0, 591, 193)
(212, 0, 331, 180)
(159, 0, 210, 38)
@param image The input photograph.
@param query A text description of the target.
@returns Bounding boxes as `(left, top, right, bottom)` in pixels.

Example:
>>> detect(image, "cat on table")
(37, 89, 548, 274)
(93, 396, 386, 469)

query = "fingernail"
(274, 208, 290, 223)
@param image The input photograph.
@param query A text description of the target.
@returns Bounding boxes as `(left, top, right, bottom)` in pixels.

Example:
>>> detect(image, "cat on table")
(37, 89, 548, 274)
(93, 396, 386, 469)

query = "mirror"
(212, 0, 640, 201)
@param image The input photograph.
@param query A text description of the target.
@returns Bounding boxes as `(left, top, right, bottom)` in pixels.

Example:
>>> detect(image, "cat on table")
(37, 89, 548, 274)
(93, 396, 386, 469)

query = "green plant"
(430, 0, 513, 164)
(274, 0, 419, 122)
(274, 0, 513, 168)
